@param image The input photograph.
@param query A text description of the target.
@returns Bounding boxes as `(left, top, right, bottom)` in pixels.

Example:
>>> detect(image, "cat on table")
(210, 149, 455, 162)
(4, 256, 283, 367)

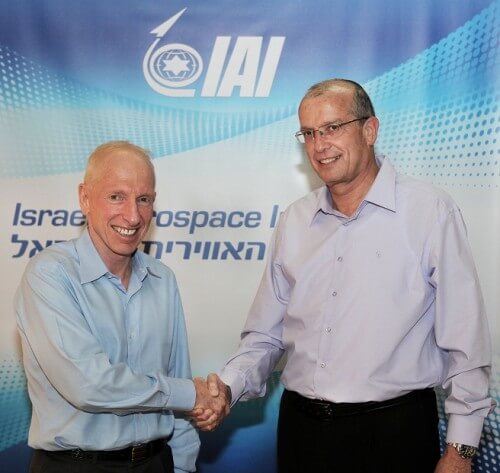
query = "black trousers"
(29, 445, 174, 473)
(277, 389, 441, 473)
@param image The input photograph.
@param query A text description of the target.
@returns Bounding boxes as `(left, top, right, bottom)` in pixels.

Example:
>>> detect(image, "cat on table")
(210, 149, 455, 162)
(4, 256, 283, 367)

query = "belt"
(286, 388, 435, 421)
(48, 438, 167, 463)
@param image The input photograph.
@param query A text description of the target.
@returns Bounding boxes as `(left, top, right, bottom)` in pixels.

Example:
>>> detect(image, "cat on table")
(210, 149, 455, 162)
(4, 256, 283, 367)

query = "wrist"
(445, 443, 477, 461)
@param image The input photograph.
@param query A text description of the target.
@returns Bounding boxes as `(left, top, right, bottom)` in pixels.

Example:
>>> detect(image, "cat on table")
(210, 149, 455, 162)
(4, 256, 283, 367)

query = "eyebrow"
(300, 119, 344, 130)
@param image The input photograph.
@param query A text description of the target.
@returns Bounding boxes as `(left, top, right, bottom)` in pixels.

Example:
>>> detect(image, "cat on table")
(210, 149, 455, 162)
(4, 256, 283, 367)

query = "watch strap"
(447, 442, 478, 459)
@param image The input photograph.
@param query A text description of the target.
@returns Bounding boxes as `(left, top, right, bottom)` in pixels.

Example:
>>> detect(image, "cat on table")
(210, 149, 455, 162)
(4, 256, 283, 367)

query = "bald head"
(300, 79, 376, 119)
(84, 141, 156, 189)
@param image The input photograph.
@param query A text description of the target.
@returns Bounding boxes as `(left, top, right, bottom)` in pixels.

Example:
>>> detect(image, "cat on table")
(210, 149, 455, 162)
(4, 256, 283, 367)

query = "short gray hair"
(301, 79, 376, 118)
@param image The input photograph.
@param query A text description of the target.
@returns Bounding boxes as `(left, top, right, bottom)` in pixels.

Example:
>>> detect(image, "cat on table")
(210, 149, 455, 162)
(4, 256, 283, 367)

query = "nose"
(123, 199, 140, 226)
(313, 130, 329, 153)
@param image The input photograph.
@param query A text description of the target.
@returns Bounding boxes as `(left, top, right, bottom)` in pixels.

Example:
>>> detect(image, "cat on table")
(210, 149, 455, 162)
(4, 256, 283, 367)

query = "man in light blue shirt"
(199, 80, 494, 472)
(15, 141, 228, 473)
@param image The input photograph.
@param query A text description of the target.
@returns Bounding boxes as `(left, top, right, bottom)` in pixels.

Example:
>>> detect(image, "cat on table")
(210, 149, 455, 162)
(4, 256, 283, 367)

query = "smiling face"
(79, 148, 156, 272)
(299, 87, 379, 193)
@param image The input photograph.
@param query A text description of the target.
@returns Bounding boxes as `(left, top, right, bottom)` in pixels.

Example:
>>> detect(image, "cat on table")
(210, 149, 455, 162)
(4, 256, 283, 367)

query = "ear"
(363, 116, 379, 146)
(78, 183, 90, 215)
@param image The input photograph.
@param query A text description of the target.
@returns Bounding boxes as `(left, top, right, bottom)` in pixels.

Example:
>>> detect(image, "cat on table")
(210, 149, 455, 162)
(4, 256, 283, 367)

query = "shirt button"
(326, 327, 332, 333)
(332, 291, 337, 296)
(337, 256, 343, 262)
(320, 362, 326, 368)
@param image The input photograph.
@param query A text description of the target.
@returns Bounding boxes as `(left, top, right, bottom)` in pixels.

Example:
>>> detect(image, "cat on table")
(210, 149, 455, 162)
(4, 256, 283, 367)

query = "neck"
(87, 230, 133, 289)
(109, 260, 133, 289)
(328, 159, 379, 217)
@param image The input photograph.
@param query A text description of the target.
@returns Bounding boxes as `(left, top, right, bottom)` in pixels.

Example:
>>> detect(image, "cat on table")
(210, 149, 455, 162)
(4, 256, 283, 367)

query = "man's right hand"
(189, 374, 231, 431)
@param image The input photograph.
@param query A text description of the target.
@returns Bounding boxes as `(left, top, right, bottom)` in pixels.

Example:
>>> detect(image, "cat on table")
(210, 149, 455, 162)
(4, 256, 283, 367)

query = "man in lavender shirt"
(197, 79, 494, 473)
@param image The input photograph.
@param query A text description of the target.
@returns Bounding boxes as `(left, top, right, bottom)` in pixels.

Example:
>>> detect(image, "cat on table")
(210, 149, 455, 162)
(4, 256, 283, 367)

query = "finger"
(192, 408, 214, 422)
(215, 397, 230, 414)
(207, 373, 220, 397)
(193, 377, 205, 387)
(194, 412, 218, 429)
(199, 422, 218, 432)
(211, 401, 225, 417)
(189, 407, 203, 416)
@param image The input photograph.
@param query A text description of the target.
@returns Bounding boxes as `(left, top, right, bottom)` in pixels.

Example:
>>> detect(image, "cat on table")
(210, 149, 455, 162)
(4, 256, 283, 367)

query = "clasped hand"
(190, 373, 231, 431)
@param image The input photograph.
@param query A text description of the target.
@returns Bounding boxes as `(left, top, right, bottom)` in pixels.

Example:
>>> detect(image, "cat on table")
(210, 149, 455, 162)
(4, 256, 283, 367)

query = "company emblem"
(143, 8, 285, 97)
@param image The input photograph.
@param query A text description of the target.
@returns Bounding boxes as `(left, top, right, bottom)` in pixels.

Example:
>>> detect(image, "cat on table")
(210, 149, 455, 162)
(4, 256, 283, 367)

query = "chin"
(112, 243, 140, 256)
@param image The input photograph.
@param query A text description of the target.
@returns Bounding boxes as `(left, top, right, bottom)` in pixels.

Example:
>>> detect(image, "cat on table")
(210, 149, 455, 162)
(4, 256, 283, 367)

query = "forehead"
(92, 151, 155, 190)
(299, 90, 353, 125)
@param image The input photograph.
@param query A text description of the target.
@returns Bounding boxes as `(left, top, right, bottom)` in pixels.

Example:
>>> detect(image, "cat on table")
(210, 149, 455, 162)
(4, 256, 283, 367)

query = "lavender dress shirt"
(221, 156, 493, 447)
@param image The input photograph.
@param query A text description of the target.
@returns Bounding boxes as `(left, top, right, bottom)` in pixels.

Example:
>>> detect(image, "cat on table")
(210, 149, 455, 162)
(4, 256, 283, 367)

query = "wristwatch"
(447, 442, 478, 459)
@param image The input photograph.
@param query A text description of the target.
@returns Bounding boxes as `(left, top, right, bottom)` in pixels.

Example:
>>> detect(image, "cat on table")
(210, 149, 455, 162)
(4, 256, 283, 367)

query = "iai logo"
(143, 8, 285, 98)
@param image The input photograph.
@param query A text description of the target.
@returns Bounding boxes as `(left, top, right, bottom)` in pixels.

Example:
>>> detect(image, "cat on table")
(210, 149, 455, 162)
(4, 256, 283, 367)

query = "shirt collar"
(363, 155, 396, 212)
(311, 155, 397, 224)
(76, 229, 160, 284)
(313, 186, 336, 220)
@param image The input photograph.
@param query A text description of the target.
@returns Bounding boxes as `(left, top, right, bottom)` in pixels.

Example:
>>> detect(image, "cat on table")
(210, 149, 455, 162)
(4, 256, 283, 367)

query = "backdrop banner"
(0, 1, 498, 472)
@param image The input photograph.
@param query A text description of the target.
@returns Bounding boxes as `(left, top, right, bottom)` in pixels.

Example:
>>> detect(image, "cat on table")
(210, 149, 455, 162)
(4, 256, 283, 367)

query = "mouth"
(112, 226, 138, 237)
(319, 155, 341, 165)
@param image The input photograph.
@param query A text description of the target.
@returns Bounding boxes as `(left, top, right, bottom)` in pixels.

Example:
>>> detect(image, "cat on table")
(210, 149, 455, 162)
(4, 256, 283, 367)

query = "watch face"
(457, 444, 478, 459)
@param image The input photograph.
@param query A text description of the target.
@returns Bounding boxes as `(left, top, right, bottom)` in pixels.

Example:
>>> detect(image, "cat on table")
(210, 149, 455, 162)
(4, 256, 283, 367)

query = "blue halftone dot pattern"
(0, 4, 498, 180)
(375, 89, 498, 189)
(0, 360, 31, 451)
(366, 1, 498, 107)
(367, 1, 499, 188)
(0, 45, 295, 178)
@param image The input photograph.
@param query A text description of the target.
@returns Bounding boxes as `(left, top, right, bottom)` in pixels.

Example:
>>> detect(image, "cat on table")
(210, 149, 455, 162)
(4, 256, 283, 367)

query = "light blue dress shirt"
(15, 229, 199, 473)
(221, 156, 493, 447)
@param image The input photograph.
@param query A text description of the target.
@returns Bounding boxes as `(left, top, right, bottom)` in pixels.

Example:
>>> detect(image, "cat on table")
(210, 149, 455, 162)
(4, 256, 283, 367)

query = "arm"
(15, 258, 196, 415)
(428, 201, 494, 448)
(166, 285, 200, 473)
(190, 218, 289, 431)
(219, 216, 288, 403)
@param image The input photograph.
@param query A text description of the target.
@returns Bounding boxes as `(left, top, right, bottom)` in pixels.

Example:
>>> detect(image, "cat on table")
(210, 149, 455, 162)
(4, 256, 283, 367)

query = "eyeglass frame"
(294, 117, 370, 144)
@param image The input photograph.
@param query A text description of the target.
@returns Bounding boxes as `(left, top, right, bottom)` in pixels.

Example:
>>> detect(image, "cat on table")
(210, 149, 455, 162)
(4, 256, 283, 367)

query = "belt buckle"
(131, 444, 148, 463)
(318, 402, 334, 420)
(71, 449, 87, 460)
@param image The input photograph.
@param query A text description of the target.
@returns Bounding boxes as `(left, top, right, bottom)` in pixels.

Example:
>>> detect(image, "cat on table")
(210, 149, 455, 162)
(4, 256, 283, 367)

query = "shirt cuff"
(165, 378, 196, 411)
(219, 367, 246, 407)
(446, 414, 486, 447)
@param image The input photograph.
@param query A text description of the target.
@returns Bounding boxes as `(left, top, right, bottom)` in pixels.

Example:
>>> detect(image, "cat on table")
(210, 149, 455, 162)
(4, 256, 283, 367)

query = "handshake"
(190, 374, 231, 431)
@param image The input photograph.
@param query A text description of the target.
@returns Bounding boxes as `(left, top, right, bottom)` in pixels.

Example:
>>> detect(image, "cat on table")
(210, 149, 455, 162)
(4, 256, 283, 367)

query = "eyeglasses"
(294, 117, 369, 144)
